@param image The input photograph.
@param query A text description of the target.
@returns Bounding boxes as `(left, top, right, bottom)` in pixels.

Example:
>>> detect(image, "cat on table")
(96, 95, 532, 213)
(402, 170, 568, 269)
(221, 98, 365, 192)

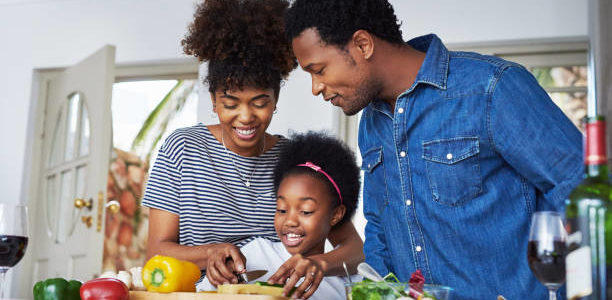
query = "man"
(285, 0, 583, 299)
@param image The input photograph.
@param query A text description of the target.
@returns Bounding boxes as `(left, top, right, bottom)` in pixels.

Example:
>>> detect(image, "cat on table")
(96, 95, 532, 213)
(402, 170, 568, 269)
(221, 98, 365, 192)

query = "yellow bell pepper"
(142, 255, 201, 293)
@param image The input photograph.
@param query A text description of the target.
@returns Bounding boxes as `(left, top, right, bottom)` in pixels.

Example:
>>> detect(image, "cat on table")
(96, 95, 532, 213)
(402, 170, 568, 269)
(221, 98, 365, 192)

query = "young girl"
(197, 132, 362, 299)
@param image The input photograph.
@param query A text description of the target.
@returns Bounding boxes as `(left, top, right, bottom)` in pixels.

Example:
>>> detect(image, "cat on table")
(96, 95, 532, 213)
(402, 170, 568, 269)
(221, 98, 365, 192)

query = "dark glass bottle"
(565, 116, 612, 300)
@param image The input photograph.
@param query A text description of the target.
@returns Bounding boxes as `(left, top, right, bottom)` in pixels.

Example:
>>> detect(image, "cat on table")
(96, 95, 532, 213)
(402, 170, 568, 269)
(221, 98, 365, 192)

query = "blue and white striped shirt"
(142, 124, 285, 247)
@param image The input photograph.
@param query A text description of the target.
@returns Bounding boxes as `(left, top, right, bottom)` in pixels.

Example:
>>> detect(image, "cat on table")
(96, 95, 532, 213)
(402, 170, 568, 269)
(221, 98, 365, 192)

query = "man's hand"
(204, 243, 246, 286)
(267, 254, 324, 299)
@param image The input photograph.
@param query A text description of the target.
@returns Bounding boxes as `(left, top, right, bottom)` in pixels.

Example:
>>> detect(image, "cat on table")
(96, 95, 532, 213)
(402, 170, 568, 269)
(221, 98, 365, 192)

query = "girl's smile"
(280, 231, 305, 247)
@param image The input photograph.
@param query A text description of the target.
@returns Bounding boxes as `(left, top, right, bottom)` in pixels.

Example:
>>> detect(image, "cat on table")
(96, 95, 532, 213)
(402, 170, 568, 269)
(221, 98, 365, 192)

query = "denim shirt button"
(446, 153, 453, 160)
(398, 107, 405, 114)
(400, 151, 406, 157)
(416, 246, 422, 252)
(405, 199, 412, 206)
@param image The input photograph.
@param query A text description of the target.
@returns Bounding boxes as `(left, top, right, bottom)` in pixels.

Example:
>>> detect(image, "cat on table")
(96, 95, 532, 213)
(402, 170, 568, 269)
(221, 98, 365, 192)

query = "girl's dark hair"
(273, 132, 360, 227)
(285, 0, 404, 48)
(182, 0, 297, 98)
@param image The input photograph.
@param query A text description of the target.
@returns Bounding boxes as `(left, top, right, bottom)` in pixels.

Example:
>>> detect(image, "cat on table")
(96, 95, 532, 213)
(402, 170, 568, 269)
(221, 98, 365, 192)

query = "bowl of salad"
(345, 271, 451, 300)
(345, 281, 407, 300)
(422, 284, 452, 300)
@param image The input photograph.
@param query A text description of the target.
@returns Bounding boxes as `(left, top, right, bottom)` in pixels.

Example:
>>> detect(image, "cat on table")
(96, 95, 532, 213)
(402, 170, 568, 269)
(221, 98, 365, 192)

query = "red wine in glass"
(527, 240, 567, 286)
(0, 204, 28, 299)
(0, 235, 29, 268)
(527, 211, 567, 300)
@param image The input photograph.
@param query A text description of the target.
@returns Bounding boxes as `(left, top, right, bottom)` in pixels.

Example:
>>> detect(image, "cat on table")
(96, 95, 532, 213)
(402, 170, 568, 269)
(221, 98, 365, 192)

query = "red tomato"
(80, 278, 129, 300)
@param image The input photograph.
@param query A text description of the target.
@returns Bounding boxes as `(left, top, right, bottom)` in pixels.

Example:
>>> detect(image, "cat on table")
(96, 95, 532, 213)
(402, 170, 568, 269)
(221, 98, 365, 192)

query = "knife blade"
(237, 270, 268, 283)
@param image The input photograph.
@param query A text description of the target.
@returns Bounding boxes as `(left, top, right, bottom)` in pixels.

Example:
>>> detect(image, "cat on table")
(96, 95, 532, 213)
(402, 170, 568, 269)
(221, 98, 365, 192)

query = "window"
(104, 62, 200, 273)
(531, 66, 587, 129)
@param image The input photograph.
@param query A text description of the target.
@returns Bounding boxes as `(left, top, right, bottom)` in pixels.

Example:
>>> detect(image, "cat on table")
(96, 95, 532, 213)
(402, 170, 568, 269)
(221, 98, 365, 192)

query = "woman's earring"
(274, 107, 278, 115)
(210, 104, 218, 118)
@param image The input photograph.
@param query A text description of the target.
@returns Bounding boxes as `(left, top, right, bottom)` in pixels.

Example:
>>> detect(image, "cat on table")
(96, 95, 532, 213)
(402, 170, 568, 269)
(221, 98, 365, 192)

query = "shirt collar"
(397, 34, 449, 98)
(369, 34, 449, 115)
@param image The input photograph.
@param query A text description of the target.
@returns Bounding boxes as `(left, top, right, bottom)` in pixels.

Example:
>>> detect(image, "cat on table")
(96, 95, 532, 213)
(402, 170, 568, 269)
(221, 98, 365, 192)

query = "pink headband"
(297, 162, 343, 204)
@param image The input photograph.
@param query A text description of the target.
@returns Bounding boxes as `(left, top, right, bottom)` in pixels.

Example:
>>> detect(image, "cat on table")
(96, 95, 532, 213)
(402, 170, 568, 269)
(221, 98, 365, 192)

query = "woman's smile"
(234, 126, 259, 140)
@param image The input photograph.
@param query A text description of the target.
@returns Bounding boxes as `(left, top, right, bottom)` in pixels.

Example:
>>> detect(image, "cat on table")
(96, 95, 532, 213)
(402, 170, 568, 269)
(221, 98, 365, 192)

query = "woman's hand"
(204, 243, 246, 286)
(267, 254, 324, 299)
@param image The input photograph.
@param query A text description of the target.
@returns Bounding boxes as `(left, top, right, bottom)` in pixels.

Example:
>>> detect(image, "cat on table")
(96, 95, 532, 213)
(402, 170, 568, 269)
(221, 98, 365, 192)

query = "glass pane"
(48, 110, 63, 167)
(64, 94, 81, 161)
(45, 175, 57, 236)
(75, 165, 87, 199)
(68, 165, 88, 237)
(111, 80, 198, 160)
(79, 102, 90, 157)
(55, 170, 73, 244)
(549, 92, 587, 130)
(532, 66, 587, 88)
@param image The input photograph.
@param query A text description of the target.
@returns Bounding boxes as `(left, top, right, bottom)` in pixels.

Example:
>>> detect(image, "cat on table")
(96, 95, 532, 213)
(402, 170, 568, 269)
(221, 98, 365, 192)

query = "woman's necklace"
(221, 130, 265, 187)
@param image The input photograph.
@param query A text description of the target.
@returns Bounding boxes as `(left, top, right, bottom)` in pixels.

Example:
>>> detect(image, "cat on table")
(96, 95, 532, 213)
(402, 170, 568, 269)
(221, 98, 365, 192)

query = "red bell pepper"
(80, 278, 129, 300)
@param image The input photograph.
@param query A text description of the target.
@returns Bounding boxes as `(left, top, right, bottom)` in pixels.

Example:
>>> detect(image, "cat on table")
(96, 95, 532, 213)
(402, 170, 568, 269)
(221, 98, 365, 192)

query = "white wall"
(0, 0, 588, 207)
(0, 0, 587, 297)
(393, 0, 587, 44)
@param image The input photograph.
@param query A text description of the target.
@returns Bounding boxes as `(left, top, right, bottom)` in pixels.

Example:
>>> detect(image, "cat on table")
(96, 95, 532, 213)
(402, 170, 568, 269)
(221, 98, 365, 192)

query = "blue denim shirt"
(358, 34, 583, 300)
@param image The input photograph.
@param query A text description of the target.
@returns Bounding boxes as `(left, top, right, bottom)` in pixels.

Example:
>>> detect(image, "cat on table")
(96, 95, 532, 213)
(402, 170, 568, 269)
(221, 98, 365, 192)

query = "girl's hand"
(204, 243, 246, 286)
(267, 254, 324, 299)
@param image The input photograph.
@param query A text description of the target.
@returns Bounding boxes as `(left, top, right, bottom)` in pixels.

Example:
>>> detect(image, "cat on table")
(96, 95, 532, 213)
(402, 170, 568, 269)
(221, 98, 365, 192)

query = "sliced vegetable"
(408, 270, 425, 293)
(217, 281, 295, 296)
(142, 255, 201, 293)
(80, 277, 129, 300)
(33, 278, 81, 300)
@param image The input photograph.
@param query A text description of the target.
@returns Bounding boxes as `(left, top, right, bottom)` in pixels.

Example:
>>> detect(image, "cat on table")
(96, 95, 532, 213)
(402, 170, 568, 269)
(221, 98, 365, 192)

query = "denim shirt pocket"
(422, 137, 483, 206)
(361, 146, 388, 212)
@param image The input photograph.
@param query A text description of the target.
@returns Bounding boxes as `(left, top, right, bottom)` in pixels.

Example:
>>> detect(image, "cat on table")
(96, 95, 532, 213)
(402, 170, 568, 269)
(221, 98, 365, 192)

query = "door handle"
(74, 198, 93, 210)
(81, 216, 93, 228)
(105, 200, 120, 214)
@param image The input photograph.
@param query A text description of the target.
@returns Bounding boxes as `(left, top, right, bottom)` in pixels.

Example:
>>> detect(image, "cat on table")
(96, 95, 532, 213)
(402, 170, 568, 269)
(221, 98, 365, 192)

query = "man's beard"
(342, 79, 382, 116)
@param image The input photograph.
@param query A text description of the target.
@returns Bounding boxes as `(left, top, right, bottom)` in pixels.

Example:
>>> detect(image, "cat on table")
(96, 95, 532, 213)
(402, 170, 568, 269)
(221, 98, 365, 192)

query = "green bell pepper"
(33, 278, 81, 300)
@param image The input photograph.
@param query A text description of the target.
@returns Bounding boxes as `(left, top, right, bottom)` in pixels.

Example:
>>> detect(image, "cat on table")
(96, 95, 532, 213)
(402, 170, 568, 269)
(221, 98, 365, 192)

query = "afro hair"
(182, 0, 297, 97)
(273, 132, 361, 227)
(285, 0, 404, 48)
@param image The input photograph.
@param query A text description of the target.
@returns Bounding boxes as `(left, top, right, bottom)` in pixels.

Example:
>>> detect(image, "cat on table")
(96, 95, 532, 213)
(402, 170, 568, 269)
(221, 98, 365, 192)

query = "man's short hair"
(285, 0, 404, 47)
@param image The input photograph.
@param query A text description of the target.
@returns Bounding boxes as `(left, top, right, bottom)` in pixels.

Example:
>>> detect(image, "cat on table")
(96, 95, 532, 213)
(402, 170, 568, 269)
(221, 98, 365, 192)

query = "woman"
(141, 0, 364, 299)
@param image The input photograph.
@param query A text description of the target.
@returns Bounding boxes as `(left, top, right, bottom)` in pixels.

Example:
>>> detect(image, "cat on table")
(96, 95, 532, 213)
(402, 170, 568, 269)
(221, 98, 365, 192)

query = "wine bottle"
(565, 116, 612, 300)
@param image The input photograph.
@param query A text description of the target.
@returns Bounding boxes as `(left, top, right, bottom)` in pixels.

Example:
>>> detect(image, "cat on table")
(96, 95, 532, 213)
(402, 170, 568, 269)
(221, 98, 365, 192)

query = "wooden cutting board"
(129, 291, 288, 300)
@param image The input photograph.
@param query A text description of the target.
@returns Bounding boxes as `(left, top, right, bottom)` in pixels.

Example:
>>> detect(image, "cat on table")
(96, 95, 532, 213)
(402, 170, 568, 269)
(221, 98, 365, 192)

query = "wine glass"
(0, 204, 29, 299)
(527, 211, 567, 300)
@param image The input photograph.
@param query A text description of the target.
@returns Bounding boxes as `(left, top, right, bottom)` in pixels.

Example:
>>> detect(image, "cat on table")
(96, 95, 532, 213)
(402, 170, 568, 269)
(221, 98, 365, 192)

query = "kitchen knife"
(237, 269, 268, 283)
